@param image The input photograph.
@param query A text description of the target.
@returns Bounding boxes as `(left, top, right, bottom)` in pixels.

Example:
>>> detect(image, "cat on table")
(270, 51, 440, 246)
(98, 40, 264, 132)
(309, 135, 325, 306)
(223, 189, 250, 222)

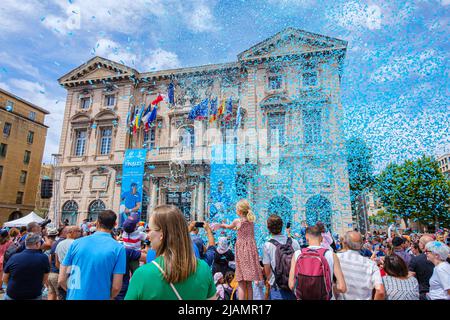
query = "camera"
(194, 222, 204, 228)
(39, 219, 52, 229)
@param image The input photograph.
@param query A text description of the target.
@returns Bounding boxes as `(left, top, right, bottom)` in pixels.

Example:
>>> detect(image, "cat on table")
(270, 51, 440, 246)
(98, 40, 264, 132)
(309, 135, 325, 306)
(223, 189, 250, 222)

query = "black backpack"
(269, 237, 295, 290)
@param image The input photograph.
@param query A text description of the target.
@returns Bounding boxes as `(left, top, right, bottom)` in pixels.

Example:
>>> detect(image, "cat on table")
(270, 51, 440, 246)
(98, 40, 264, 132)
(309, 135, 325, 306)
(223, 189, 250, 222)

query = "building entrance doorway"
(166, 191, 192, 221)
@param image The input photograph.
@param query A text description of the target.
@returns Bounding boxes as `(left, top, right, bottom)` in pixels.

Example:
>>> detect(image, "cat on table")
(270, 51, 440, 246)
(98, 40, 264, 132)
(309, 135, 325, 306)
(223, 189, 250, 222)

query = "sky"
(0, 0, 449, 172)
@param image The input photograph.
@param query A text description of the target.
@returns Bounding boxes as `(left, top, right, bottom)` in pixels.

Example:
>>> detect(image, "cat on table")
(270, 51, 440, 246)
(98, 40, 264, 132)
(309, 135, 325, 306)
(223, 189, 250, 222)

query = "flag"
(196, 98, 209, 120)
(189, 99, 209, 120)
(141, 104, 152, 130)
(217, 98, 225, 116)
(168, 83, 175, 104)
(224, 97, 233, 121)
(209, 97, 218, 123)
(147, 106, 158, 129)
(234, 103, 242, 131)
(140, 104, 151, 125)
(131, 107, 139, 135)
(151, 94, 163, 105)
(188, 104, 198, 120)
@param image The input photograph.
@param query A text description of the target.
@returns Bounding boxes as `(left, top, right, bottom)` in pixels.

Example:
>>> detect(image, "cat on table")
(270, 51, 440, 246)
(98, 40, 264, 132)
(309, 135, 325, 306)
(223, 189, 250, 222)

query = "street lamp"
(51, 153, 62, 227)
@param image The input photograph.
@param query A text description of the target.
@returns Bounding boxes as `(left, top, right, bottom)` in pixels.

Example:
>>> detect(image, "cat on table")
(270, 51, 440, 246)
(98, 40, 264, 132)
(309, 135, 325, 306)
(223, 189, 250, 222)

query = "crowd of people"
(0, 198, 449, 301)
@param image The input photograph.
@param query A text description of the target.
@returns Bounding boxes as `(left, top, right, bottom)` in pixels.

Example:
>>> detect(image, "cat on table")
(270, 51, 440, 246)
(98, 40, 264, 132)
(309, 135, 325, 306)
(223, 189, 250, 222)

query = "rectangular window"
(303, 63, 318, 87)
(268, 75, 283, 90)
(80, 97, 91, 109)
(143, 127, 156, 149)
(6, 100, 14, 108)
(0, 143, 7, 157)
(3, 122, 12, 137)
(20, 171, 27, 184)
(105, 95, 115, 107)
(303, 110, 322, 144)
(74, 129, 87, 156)
(268, 113, 286, 146)
(27, 131, 34, 144)
(24, 150, 31, 164)
(29, 111, 36, 121)
(0, 166, 3, 179)
(16, 192, 24, 204)
(100, 127, 112, 155)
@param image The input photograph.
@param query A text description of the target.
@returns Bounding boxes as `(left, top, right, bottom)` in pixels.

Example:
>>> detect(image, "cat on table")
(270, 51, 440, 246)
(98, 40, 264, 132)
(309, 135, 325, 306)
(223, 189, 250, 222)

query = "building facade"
(50, 28, 353, 235)
(437, 153, 450, 179)
(0, 88, 49, 224)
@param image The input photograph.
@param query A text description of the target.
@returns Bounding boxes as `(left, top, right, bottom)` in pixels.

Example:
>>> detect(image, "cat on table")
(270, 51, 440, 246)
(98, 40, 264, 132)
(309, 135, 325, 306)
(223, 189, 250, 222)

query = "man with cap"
(2, 233, 50, 300)
(120, 182, 142, 225)
(392, 236, 412, 267)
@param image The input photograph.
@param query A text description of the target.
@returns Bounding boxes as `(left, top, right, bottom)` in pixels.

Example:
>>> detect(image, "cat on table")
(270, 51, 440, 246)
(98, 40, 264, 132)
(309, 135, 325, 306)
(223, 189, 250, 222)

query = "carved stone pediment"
(238, 27, 347, 62)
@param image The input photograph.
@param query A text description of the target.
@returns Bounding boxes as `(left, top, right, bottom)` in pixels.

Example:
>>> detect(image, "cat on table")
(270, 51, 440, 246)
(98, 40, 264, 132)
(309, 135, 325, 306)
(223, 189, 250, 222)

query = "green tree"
(376, 155, 450, 229)
(346, 137, 375, 215)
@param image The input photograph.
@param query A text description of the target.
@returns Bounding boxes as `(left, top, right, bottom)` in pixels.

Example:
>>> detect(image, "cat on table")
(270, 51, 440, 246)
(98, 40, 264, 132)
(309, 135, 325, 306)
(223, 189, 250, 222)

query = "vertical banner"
(120, 149, 147, 225)
(209, 144, 237, 222)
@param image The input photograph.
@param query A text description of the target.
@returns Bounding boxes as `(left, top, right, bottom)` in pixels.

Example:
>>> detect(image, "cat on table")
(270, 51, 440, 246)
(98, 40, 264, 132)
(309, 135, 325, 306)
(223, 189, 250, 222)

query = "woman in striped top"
(382, 254, 419, 300)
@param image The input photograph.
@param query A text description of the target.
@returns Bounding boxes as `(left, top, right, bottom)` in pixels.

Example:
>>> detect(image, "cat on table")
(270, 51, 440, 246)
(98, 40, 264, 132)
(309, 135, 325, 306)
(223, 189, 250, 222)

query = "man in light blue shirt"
(58, 210, 126, 300)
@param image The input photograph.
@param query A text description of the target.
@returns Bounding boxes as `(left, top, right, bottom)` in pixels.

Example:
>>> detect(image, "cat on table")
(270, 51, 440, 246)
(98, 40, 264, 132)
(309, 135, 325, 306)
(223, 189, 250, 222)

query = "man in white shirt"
(336, 231, 385, 300)
(263, 215, 300, 300)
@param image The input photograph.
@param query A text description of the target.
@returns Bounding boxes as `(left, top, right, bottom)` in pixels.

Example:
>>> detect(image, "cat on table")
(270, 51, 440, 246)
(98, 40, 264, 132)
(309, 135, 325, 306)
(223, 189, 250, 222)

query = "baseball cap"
(123, 218, 138, 234)
(47, 227, 59, 236)
(392, 236, 405, 247)
(0, 229, 8, 238)
(213, 272, 224, 284)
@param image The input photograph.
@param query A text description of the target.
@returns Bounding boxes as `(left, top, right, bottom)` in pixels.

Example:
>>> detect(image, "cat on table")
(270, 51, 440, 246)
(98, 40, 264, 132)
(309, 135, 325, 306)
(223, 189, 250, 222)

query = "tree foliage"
(375, 155, 450, 228)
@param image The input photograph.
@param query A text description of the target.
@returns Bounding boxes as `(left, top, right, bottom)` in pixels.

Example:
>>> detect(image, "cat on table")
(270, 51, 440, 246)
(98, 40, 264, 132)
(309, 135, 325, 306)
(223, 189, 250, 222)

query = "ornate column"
(190, 183, 197, 221)
(198, 180, 205, 221)
(149, 178, 158, 219)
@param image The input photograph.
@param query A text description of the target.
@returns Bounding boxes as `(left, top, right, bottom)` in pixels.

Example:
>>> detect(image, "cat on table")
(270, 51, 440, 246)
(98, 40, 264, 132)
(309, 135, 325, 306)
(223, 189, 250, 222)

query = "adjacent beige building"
(0, 87, 49, 224)
(438, 153, 450, 179)
(50, 28, 353, 234)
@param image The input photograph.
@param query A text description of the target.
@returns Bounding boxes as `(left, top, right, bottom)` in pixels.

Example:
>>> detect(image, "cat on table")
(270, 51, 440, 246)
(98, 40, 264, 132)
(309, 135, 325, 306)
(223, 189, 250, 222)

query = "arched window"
(61, 201, 79, 225)
(268, 196, 292, 225)
(305, 195, 332, 231)
(8, 211, 22, 221)
(179, 126, 194, 148)
(88, 199, 106, 222)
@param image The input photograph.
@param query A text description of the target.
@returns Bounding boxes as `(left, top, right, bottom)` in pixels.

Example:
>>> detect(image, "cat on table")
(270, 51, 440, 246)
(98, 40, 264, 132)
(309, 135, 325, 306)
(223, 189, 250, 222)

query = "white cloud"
(370, 50, 442, 83)
(441, 0, 450, 6)
(94, 38, 180, 71)
(0, 53, 41, 79)
(184, 3, 219, 33)
(0, 82, 11, 91)
(326, 1, 382, 31)
(0, 0, 45, 34)
(141, 49, 181, 71)
(43, 0, 168, 35)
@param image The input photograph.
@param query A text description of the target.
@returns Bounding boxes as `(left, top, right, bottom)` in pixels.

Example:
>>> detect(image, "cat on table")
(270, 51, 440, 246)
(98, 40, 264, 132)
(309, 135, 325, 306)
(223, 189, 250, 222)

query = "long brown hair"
(152, 205, 197, 283)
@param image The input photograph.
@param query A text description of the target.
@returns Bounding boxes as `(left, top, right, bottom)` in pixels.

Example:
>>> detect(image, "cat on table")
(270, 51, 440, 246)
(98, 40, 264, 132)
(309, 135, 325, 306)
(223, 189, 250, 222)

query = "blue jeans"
(4, 293, 42, 300)
(269, 287, 296, 300)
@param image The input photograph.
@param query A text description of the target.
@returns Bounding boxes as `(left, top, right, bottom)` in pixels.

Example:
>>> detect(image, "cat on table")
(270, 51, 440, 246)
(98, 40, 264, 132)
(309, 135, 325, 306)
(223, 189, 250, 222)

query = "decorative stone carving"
(169, 160, 185, 183)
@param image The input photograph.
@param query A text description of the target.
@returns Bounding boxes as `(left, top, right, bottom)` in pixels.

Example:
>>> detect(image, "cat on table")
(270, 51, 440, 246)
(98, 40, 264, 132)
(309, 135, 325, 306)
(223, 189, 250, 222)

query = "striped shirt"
(383, 276, 419, 300)
(336, 250, 383, 300)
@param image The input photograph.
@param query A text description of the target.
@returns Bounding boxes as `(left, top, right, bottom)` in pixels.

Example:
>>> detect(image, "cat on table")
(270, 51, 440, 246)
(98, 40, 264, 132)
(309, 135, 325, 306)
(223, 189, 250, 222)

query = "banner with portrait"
(120, 149, 147, 226)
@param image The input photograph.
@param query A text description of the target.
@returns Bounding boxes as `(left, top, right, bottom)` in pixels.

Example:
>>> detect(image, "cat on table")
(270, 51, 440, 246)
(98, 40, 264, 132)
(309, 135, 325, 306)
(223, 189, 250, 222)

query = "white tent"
(3, 212, 45, 228)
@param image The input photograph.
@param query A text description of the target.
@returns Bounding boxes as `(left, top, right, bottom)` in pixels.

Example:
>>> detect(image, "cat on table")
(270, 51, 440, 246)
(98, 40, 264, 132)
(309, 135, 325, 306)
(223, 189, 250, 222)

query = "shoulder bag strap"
(152, 260, 183, 300)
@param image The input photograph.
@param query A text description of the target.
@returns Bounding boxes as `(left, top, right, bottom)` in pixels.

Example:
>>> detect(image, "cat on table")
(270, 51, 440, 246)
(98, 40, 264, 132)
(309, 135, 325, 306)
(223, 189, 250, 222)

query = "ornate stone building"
(50, 28, 353, 234)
